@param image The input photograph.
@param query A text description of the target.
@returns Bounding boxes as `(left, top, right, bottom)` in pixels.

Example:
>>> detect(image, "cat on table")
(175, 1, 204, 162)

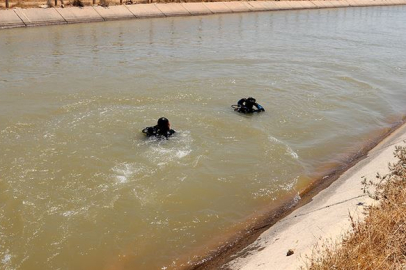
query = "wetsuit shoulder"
(142, 126, 157, 136)
(255, 103, 265, 112)
(237, 98, 246, 106)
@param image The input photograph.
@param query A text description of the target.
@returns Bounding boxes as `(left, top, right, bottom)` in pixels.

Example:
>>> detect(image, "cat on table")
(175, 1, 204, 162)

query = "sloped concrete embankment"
(223, 123, 406, 270)
(1, 0, 406, 29)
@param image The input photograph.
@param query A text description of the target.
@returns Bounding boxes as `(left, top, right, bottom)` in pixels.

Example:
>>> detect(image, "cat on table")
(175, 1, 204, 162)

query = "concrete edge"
(13, 8, 67, 26)
(125, 3, 165, 18)
(93, 5, 136, 21)
(181, 2, 213, 15)
(55, 6, 104, 23)
(1, 0, 406, 29)
(0, 9, 26, 28)
(223, 1, 253, 12)
(155, 3, 191, 17)
(203, 2, 233, 14)
(224, 122, 406, 269)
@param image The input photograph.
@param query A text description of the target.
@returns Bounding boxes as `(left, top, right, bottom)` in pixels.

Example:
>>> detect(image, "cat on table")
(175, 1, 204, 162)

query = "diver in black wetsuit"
(142, 117, 175, 139)
(235, 97, 265, 113)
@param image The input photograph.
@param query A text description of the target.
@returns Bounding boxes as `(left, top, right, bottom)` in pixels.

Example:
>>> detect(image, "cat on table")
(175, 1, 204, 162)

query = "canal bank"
(1, 0, 406, 29)
(186, 119, 406, 269)
(218, 121, 406, 270)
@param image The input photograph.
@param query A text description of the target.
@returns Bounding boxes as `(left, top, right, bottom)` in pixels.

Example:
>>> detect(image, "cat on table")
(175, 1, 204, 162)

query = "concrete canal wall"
(1, 0, 406, 29)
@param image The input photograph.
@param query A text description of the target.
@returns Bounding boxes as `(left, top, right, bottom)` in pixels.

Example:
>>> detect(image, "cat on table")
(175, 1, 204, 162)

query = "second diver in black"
(234, 97, 265, 113)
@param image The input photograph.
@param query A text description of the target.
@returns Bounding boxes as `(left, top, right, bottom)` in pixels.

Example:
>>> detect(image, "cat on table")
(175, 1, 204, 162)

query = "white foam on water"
(62, 211, 76, 217)
(253, 177, 300, 200)
(116, 176, 127, 183)
(142, 130, 193, 168)
(111, 163, 146, 184)
(22, 201, 35, 206)
(175, 150, 192, 159)
(61, 205, 91, 218)
(268, 135, 282, 144)
(286, 147, 299, 160)
(43, 131, 55, 139)
(68, 112, 93, 128)
(61, 98, 95, 112)
(149, 218, 169, 226)
(132, 187, 153, 207)
(252, 187, 274, 199)
(192, 155, 204, 168)
(293, 192, 301, 204)
(279, 176, 299, 191)
(1, 252, 12, 265)
(268, 135, 299, 160)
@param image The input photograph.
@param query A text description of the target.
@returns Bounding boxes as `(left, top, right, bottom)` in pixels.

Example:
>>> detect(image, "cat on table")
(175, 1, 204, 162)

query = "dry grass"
(306, 145, 406, 270)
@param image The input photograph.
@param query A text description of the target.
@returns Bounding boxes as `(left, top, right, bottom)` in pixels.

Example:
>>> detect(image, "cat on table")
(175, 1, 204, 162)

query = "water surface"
(1, 5, 406, 270)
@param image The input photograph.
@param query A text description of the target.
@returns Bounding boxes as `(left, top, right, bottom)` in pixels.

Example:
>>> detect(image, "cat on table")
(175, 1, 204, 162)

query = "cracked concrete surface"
(225, 123, 406, 270)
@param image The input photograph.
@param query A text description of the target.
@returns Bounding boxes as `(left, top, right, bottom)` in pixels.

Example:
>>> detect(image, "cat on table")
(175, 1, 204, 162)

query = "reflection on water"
(1, 5, 406, 270)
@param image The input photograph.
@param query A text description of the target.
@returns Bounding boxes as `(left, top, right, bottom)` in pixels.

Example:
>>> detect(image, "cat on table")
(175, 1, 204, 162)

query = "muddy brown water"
(1, 5, 406, 270)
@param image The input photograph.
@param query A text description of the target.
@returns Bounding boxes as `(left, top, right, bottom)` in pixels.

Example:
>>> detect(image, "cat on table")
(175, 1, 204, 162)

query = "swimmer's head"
(157, 117, 170, 129)
(247, 97, 256, 103)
